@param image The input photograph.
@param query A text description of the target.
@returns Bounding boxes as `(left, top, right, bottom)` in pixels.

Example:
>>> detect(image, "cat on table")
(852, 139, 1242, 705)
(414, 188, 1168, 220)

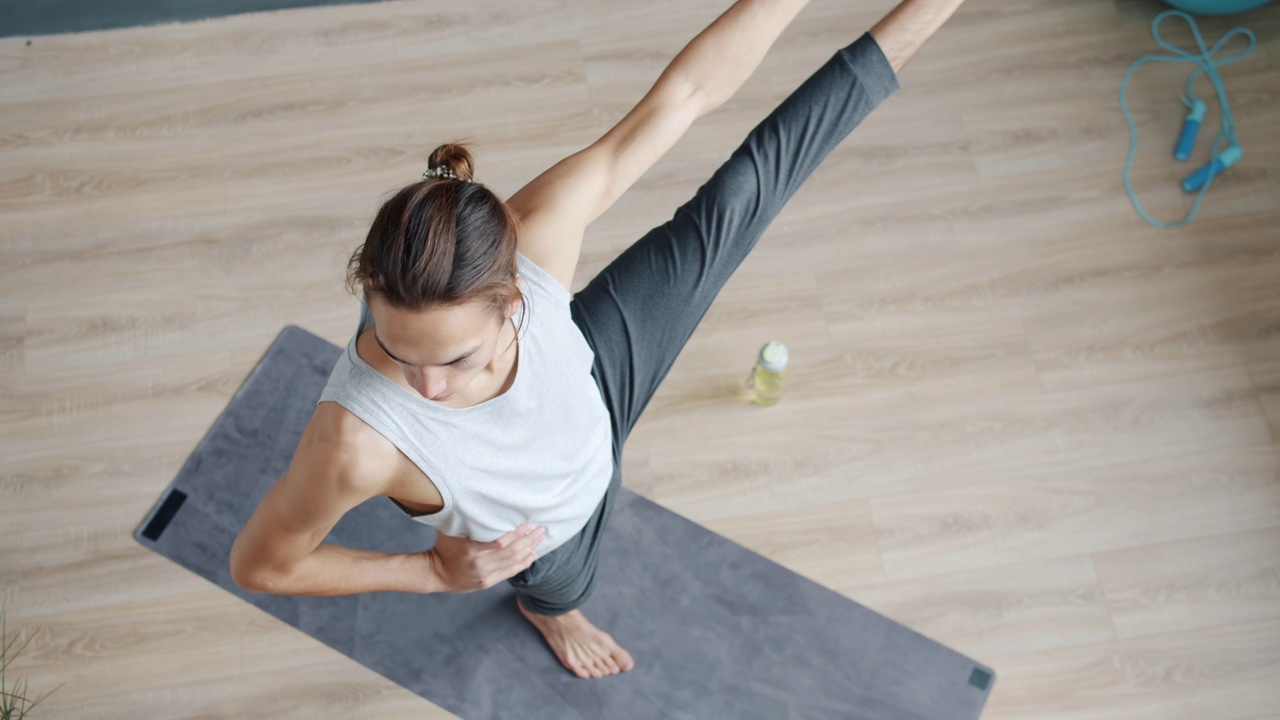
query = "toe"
(575, 649, 601, 678)
(592, 657, 610, 678)
(616, 649, 635, 671)
(588, 648, 614, 676)
(563, 648, 589, 679)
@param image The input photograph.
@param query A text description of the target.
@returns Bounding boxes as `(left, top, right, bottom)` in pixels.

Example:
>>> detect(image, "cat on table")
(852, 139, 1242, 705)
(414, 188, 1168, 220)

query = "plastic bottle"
(748, 340, 788, 406)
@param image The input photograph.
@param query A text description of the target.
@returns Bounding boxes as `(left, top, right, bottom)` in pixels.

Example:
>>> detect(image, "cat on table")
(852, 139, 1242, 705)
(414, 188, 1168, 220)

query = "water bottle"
(747, 340, 788, 406)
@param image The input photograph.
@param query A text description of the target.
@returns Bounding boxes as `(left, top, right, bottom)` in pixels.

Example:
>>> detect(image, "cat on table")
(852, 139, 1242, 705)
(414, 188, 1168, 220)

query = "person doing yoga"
(230, 0, 968, 680)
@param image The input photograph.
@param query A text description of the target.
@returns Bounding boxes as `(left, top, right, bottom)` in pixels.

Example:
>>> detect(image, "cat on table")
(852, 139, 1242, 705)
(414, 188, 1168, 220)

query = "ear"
(506, 276, 524, 318)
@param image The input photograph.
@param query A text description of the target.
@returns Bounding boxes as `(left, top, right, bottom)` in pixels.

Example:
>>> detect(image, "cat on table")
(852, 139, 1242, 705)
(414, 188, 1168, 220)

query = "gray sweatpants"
(508, 32, 899, 616)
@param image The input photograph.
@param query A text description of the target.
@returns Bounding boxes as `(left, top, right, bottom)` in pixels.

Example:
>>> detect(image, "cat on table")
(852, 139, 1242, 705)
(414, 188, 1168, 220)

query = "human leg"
(506, 3, 977, 678)
(509, 32, 899, 623)
(570, 32, 899, 450)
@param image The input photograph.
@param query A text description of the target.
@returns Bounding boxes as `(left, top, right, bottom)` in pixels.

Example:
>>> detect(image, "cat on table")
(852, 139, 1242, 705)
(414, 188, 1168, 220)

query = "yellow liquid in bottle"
(752, 364, 786, 406)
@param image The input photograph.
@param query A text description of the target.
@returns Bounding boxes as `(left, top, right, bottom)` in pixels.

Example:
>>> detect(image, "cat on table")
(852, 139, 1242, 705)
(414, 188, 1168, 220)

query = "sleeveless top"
(318, 253, 614, 555)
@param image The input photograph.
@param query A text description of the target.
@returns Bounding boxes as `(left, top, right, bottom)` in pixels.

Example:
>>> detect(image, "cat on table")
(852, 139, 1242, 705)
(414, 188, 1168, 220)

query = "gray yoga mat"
(1, 0, 388, 38)
(135, 325, 995, 720)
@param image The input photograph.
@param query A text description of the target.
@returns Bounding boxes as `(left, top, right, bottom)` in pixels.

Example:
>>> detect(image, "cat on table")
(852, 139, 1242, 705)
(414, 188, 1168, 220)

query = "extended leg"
(571, 32, 898, 451)
(510, 0, 969, 679)
(510, 31, 899, 624)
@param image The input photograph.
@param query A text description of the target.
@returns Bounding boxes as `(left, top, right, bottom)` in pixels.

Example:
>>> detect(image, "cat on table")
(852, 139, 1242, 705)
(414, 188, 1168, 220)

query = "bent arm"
(509, 0, 812, 290)
(229, 405, 440, 596)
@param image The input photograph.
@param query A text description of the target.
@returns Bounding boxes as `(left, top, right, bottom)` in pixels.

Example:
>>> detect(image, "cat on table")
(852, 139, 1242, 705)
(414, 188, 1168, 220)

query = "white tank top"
(318, 253, 614, 555)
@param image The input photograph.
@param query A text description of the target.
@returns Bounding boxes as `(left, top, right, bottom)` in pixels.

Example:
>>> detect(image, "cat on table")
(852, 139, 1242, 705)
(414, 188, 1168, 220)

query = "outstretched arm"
(509, 0, 812, 291)
(511, 0, 968, 292)
(870, 0, 967, 73)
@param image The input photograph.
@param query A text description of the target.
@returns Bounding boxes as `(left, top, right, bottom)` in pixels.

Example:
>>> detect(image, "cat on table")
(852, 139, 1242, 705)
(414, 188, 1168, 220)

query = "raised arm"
(508, 0, 969, 291)
(508, 0, 812, 290)
(869, 0, 966, 73)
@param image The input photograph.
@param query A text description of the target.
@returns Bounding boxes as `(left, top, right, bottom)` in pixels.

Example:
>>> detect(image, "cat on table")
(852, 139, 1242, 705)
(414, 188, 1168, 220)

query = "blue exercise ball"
(1162, 0, 1273, 14)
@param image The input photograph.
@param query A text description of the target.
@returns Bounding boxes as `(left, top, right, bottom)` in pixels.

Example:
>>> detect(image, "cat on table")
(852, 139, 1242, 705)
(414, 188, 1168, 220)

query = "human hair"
(346, 143, 524, 326)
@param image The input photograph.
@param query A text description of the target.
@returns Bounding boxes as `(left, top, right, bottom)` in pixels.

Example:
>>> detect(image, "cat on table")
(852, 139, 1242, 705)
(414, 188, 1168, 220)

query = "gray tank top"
(318, 253, 614, 555)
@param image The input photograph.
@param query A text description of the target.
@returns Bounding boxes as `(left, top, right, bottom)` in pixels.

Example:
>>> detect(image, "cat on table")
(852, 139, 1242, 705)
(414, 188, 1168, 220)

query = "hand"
(426, 522, 546, 593)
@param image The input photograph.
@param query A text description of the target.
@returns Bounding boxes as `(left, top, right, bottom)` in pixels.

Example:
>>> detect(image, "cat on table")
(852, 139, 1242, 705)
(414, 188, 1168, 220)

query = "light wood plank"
(871, 442, 1280, 580)
(846, 555, 1116, 659)
(980, 618, 1280, 720)
(1094, 528, 1280, 640)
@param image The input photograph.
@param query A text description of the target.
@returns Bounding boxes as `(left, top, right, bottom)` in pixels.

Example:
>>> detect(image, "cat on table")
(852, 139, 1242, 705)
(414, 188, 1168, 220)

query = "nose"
(409, 367, 449, 399)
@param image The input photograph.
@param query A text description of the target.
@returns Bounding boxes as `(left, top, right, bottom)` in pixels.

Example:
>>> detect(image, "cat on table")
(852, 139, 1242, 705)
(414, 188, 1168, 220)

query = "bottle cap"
(758, 341, 788, 372)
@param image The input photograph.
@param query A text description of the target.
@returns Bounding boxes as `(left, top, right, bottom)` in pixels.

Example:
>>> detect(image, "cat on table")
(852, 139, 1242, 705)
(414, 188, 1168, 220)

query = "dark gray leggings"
(508, 32, 898, 616)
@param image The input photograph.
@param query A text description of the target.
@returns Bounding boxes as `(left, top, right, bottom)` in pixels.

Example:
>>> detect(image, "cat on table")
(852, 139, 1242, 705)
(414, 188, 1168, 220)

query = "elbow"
(680, 78, 719, 120)
(230, 561, 271, 594)
(229, 536, 281, 594)
(656, 68, 719, 122)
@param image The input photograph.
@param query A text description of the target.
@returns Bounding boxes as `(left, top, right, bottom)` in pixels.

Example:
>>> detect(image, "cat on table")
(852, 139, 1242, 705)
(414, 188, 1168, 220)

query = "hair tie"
(422, 165, 464, 181)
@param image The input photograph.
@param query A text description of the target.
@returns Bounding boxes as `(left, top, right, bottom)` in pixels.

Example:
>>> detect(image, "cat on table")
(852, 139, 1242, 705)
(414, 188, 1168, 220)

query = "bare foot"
(517, 599, 635, 679)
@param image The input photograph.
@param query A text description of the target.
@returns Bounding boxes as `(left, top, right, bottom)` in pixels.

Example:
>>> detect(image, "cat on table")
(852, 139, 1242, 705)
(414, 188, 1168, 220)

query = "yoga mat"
(136, 326, 996, 720)
(1, 0, 388, 38)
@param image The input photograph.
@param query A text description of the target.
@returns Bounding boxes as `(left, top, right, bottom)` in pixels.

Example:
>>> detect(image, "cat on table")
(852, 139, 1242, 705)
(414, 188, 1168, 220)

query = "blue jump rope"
(1119, 10, 1257, 228)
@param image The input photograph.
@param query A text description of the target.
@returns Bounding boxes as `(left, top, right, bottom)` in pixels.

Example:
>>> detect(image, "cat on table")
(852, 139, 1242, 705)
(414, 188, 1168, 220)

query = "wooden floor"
(2, 0, 1278, 717)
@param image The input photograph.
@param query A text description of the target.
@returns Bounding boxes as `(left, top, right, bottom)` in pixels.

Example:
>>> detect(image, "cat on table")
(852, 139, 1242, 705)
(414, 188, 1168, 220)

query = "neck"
(485, 317, 520, 396)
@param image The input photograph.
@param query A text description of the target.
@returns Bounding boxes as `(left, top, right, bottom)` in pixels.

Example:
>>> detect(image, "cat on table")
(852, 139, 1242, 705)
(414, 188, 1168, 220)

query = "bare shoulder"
(229, 400, 399, 587)
(505, 143, 622, 293)
(292, 400, 402, 498)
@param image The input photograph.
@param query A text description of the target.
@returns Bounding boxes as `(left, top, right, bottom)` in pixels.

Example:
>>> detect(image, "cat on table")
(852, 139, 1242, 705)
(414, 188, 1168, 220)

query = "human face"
(366, 293, 515, 403)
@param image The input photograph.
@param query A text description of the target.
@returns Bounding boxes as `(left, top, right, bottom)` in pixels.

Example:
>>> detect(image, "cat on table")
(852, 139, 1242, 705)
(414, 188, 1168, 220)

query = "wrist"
(408, 550, 446, 594)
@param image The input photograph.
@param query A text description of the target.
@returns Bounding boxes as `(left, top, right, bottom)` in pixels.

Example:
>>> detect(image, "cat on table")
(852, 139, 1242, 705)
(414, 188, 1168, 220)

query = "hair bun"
(427, 142, 475, 183)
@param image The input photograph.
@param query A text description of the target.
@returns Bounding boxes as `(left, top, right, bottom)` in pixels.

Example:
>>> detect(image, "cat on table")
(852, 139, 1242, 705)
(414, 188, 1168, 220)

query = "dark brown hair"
(347, 143, 522, 324)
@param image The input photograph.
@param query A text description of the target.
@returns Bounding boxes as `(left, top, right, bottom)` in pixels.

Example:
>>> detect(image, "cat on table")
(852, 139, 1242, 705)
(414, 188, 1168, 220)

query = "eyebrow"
(374, 333, 478, 367)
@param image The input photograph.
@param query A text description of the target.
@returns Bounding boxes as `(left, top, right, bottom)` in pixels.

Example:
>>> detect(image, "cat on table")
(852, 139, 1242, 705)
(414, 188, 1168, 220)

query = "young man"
(231, 0, 968, 680)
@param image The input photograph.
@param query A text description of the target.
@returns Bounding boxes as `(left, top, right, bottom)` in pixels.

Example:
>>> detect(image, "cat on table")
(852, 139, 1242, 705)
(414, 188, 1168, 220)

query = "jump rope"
(1119, 9, 1257, 228)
